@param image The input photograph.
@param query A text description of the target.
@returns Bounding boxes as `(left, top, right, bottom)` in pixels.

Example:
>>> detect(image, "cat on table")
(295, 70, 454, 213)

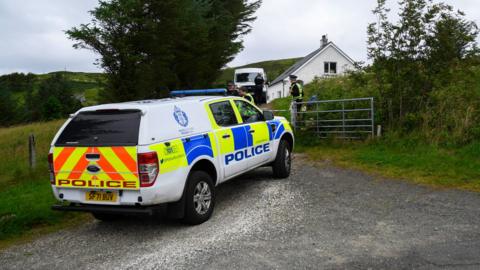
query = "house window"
(324, 62, 337, 74)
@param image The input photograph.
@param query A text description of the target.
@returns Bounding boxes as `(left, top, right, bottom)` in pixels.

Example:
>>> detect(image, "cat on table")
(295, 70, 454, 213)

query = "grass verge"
(296, 134, 480, 192)
(0, 120, 89, 250)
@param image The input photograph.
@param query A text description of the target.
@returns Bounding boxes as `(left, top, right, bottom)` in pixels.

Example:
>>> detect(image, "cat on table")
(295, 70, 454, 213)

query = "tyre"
(182, 171, 215, 225)
(92, 212, 120, 222)
(272, 139, 292, 178)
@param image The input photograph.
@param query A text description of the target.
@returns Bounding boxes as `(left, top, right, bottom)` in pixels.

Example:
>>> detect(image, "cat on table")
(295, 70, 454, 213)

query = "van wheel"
(183, 171, 215, 225)
(92, 212, 120, 222)
(272, 139, 292, 178)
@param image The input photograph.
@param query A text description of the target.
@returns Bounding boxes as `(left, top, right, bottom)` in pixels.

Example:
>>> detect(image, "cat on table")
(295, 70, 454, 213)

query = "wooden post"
(376, 125, 382, 138)
(29, 134, 36, 169)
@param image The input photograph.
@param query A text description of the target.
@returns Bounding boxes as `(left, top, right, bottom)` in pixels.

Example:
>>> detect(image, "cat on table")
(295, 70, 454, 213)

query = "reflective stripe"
(149, 139, 188, 174)
(67, 148, 91, 179)
(182, 135, 214, 165)
(245, 94, 254, 104)
(290, 82, 303, 99)
(53, 146, 140, 189)
(250, 122, 269, 145)
(111, 147, 137, 173)
(215, 129, 235, 155)
(231, 125, 253, 150)
(53, 147, 75, 172)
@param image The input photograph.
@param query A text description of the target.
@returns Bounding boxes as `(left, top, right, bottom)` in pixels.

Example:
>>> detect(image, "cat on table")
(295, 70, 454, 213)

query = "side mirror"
(263, 110, 274, 121)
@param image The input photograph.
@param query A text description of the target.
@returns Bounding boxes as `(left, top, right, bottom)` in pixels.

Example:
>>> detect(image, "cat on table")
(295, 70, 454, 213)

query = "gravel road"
(2, 154, 480, 269)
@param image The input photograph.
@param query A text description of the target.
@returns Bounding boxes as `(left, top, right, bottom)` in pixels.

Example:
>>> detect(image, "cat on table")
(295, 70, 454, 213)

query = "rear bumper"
(51, 203, 166, 216)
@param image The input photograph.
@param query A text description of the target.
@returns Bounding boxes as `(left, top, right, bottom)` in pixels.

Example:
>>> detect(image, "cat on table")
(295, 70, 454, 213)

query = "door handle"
(270, 124, 276, 133)
(249, 130, 255, 134)
(222, 134, 231, 139)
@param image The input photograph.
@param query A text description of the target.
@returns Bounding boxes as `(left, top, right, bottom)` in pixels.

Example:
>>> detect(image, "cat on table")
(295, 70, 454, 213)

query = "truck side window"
(234, 100, 264, 123)
(209, 101, 238, 127)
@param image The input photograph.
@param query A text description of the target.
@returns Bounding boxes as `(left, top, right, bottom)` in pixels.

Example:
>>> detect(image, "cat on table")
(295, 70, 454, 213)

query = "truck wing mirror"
(263, 110, 274, 121)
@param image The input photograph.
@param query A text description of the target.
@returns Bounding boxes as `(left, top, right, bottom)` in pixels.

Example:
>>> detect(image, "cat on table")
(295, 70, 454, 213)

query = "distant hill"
(214, 58, 300, 87)
(2, 58, 300, 106)
(0, 71, 105, 106)
(38, 72, 105, 106)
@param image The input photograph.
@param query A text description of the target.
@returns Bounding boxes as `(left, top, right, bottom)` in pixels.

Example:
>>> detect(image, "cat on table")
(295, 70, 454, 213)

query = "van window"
(209, 101, 238, 127)
(235, 73, 256, 83)
(55, 110, 141, 146)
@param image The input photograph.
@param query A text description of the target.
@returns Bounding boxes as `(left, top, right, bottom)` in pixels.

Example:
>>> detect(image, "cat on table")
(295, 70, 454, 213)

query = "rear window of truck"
(55, 110, 141, 146)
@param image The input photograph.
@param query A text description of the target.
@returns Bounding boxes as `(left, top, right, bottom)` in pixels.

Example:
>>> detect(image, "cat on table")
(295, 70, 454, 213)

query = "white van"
(234, 68, 268, 103)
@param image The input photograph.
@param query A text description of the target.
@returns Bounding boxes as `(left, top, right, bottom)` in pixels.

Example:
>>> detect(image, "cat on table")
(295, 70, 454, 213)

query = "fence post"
(341, 101, 346, 138)
(316, 103, 319, 136)
(291, 101, 297, 130)
(371, 98, 375, 138)
(29, 134, 36, 169)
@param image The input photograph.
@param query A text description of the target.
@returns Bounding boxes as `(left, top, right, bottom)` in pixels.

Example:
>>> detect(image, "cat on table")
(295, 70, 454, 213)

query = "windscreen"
(235, 73, 256, 83)
(55, 110, 141, 146)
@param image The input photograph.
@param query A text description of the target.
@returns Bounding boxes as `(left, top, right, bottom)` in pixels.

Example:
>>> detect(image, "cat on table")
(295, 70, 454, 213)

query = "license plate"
(85, 191, 118, 202)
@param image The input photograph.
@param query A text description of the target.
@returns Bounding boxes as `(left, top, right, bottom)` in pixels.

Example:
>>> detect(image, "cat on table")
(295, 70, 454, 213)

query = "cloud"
(230, 0, 480, 67)
(0, 0, 99, 74)
(0, 0, 478, 74)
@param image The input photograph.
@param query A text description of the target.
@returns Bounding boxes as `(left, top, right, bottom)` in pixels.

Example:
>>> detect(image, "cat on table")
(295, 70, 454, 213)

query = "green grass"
(0, 120, 88, 246)
(297, 137, 480, 192)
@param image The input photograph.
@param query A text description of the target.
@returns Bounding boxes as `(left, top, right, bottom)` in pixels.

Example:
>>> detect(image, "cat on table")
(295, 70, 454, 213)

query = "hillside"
(1, 71, 105, 106)
(2, 57, 298, 111)
(35, 71, 105, 106)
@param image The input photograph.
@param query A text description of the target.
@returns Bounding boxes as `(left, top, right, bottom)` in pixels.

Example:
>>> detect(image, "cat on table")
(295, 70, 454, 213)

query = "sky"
(0, 0, 479, 74)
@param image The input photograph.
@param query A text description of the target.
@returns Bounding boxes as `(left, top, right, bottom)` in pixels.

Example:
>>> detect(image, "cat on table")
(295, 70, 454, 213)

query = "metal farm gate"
(289, 97, 375, 139)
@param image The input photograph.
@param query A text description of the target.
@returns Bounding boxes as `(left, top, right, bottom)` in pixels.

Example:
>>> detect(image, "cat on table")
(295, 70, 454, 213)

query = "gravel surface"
(2, 154, 480, 269)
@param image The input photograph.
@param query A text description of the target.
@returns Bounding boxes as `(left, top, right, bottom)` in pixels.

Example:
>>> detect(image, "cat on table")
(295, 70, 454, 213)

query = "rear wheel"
(183, 171, 215, 225)
(272, 139, 292, 178)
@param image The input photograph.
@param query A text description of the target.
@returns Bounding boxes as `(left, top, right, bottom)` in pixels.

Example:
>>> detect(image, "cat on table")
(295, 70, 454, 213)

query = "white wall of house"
(267, 43, 355, 103)
(267, 82, 288, 102)
(295, 45, 354, 84)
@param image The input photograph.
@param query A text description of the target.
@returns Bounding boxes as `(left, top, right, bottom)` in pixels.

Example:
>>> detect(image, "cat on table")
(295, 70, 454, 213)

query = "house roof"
(270, 42, 355, 86)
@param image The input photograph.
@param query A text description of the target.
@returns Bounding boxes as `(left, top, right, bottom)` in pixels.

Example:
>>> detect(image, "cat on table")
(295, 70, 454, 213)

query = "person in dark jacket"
(254, 73, 264, 104)
(226, 81, 239, 96)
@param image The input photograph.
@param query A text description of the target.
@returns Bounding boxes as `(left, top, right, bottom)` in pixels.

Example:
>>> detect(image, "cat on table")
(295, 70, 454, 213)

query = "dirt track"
(1, 155, 480, 269)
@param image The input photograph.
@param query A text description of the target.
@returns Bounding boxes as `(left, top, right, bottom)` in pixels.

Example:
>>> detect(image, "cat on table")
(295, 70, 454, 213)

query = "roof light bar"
(170, 89, 227, 97)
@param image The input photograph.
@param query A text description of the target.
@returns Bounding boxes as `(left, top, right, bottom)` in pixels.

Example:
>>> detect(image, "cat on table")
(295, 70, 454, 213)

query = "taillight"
(48, 153, 55, 184)
(138, 152, 159, 187)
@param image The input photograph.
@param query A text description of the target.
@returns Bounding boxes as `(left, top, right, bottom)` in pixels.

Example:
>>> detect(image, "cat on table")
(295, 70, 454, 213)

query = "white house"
(267, 36, 356, 103)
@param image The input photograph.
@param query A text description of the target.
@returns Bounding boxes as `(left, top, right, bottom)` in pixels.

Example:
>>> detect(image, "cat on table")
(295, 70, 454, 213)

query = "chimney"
(321, 35, 328, 47)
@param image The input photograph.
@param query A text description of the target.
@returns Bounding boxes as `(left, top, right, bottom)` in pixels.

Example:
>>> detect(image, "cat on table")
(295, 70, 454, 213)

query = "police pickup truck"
(50, 91, 294, 224)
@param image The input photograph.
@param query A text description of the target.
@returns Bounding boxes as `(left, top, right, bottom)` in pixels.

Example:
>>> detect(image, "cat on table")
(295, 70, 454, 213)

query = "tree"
(67, 0, 261, 102)
(30, 73, 81, 121)
(366, 0, 478, 129)
(0, 87, 18, 126)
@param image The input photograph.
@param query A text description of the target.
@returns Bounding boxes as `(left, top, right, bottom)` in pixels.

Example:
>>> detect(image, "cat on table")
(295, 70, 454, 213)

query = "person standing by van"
(239, 87, 255, 104)
(254, 73, 264, 104)
(226, 81, 239, 96)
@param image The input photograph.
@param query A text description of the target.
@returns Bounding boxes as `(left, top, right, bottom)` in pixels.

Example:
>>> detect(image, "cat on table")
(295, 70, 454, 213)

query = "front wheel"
(272, 140, 292, 178)
(182, 171, 215, 225)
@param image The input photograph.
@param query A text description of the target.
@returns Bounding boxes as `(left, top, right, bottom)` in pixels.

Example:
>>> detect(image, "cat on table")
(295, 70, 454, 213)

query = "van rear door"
(53, 110, 141, 190)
